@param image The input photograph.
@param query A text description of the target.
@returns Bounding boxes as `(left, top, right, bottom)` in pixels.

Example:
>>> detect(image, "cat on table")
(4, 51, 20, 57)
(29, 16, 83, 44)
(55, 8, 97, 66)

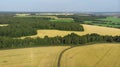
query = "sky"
(0, 0, 120, 12)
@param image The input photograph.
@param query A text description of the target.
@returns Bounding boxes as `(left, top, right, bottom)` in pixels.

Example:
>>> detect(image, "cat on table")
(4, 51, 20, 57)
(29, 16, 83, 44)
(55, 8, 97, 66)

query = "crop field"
(0, 43, 119, 67)
(0, 46, 69, 67)
(21, 24, 120, 38)
(61, 43, 120, 67)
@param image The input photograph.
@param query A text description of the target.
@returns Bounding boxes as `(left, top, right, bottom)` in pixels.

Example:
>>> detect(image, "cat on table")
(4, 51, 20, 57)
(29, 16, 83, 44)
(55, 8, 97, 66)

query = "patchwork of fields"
(21, 24, 120, 38)
(85, 17, 120, 28)
(0, 44, 120, 67)
(0, 15, 120, 67)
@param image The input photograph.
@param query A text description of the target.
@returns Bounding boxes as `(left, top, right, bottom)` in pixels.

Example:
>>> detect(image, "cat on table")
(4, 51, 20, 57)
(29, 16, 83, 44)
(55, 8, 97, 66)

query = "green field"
(100, 17, 120, 23)
(84, 17, 120, 28)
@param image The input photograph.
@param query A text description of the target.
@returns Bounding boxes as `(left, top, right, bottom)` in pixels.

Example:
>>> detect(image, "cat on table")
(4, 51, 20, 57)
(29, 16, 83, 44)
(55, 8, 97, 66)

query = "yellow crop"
(21, 24, 120, 38)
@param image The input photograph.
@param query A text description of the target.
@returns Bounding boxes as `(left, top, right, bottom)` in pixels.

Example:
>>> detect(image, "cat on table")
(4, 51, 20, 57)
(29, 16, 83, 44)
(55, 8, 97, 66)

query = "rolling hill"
(61, 43, 120, 67)
(0, 43, 120, 67)
(0, 46, 69, 67)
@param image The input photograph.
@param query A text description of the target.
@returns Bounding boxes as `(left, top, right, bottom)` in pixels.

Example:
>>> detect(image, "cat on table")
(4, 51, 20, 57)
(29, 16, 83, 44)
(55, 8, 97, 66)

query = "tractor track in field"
(57, 45, 114, 67)
(57, 46, 76, 67)
(94, 46, 113, 67)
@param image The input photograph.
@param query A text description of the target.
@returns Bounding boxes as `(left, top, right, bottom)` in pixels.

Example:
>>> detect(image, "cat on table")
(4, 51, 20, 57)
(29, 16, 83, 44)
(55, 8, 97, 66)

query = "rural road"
(57, 46, 76, 67)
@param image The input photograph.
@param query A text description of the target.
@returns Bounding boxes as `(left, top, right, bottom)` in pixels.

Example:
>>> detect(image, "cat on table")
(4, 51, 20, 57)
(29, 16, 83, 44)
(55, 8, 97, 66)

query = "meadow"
(21, 24, 120, 38)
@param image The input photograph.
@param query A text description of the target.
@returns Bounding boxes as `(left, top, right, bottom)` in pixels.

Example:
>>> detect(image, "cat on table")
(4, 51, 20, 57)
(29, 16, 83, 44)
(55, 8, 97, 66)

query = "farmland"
(85, 17, 120, 28)
(0, 13, 120, 67)
(21, 24, 120, 38)
(61, 43, 120, 67)
(0, 43, 120, 67)
(100, 17, 120, 22)
(15, 15, 74, 22)
(0, 46, 69, 67)
(0, 0, 120, 66)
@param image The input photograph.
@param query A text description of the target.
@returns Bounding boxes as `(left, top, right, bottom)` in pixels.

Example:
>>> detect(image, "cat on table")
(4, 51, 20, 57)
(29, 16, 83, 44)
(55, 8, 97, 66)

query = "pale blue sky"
(0, 0, 120, 12)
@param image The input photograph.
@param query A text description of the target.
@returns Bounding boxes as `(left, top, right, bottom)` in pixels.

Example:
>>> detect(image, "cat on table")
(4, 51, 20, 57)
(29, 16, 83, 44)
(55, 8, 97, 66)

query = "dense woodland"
(0, 16, 84, 37)
(0, 33, 120, 49)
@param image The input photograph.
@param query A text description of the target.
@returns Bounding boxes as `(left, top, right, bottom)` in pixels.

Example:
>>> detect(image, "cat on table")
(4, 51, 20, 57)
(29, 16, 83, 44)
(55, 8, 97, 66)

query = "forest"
(0, 16, 84, 37)
(0, 33, 120, 49)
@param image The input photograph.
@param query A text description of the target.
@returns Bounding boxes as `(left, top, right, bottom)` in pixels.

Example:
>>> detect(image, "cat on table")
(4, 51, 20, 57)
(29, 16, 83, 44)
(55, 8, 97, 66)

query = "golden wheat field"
(21, 24, 120, 38)
(61, 43, 120, 67)
(0, 46, 69, 67)
(0, 44, 120, 67)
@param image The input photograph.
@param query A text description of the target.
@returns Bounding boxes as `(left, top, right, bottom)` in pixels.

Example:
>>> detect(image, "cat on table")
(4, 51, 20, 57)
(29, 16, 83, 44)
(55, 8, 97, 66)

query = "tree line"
(0, 33, 120, 49)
